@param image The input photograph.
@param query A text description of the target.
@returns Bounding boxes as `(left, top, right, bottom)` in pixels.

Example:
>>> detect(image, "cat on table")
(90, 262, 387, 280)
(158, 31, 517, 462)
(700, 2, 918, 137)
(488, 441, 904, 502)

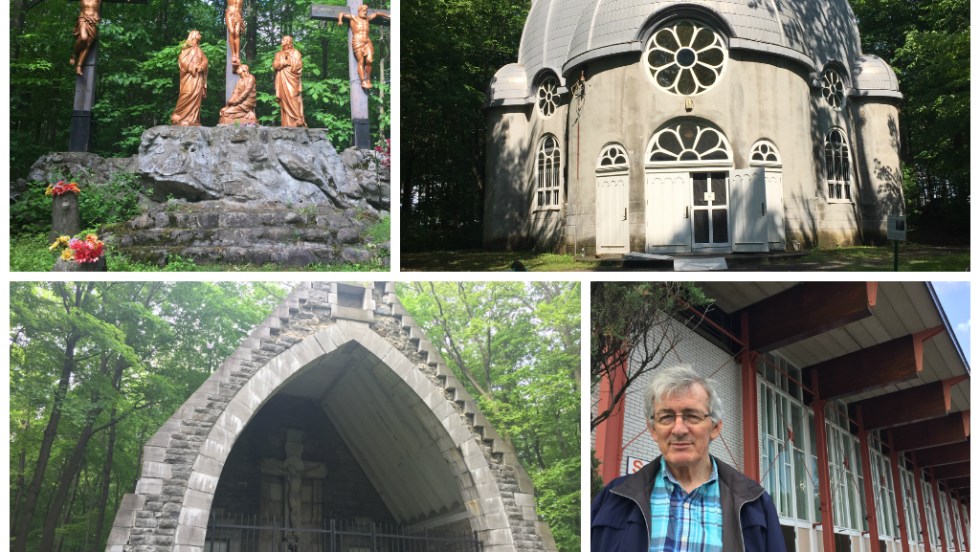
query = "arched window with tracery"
(535, 134, 561, 209)
(749, 139, 782, 167)
(596, 144, 629, 171)
(646, 121, 731, 164)
(824, 128, 852, 202)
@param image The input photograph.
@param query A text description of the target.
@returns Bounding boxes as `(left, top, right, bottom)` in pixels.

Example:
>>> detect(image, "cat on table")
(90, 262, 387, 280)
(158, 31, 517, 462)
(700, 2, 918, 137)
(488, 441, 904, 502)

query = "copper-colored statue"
(170, 30, 209, 126)
(70, 0, 101, 76)
(225, 0, 244, 69)
(273, 35, 306, 127)
(337, 4, 389, 89)
(219, 64, 257, 125)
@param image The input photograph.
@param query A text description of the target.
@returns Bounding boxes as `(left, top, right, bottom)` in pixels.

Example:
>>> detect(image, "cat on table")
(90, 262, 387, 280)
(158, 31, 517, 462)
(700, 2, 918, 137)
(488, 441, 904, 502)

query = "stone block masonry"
(105, 282, 557, 552)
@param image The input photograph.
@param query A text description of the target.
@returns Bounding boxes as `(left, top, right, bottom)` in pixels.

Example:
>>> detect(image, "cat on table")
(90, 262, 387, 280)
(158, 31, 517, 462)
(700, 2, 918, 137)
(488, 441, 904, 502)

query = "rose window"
(821, 68, 846, 110)
(536, 76, 560, 118)
(645, 21, 727, 96)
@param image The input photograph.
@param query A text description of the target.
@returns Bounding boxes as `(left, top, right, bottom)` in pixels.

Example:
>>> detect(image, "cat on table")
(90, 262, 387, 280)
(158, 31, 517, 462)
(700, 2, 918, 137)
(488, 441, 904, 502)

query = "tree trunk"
(38, 423, 98, 552)
(91, 412, 117, 552)
(13, 331, 80, 552)
(39, 355, 125, 552)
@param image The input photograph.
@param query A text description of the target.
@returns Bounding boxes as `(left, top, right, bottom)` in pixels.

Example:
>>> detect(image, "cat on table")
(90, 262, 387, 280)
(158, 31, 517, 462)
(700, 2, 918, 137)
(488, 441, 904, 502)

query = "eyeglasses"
(651, 410, 713, 427)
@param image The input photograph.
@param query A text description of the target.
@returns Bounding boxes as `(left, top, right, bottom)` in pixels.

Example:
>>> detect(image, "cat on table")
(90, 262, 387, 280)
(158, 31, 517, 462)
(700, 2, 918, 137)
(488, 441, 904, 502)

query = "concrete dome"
(852, 55, 902, 98)
(506, 0, 868, 101)
(487, 63, 530, 106)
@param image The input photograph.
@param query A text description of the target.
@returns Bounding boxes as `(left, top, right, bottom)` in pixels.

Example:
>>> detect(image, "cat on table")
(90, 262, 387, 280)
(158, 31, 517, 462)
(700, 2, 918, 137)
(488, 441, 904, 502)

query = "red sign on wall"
(626, 456, 650, 474)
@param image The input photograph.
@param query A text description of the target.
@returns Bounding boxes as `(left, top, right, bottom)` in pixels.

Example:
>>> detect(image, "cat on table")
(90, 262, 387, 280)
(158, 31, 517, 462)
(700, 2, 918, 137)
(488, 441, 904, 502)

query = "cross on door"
(311, 1, 389, 148)
(65, 0, 148, 152)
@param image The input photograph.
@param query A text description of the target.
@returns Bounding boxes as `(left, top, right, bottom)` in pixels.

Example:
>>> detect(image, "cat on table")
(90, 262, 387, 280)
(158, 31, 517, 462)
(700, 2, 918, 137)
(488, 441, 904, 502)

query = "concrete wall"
(485, 43, 904, 253)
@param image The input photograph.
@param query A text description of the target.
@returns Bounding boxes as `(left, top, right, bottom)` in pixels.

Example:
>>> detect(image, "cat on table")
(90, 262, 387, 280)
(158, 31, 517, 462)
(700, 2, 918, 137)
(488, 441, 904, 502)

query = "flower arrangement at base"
(375, 138, 391, 170)
(45, 180, 82, 196)
(50, 234, 105, 263)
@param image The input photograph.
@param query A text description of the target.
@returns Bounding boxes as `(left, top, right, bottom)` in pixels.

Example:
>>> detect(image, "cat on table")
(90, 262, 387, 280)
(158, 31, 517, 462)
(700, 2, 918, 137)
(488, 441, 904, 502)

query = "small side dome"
(852, 55, 901, 96)
(487, 63, 530, 106)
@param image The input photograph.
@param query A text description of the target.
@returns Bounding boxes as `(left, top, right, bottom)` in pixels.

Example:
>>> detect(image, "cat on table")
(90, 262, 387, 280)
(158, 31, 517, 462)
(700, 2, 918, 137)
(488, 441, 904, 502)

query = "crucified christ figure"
(337, 4, 389, 89)
(70, 0, 101, 76)
(225, 0, 244, 69)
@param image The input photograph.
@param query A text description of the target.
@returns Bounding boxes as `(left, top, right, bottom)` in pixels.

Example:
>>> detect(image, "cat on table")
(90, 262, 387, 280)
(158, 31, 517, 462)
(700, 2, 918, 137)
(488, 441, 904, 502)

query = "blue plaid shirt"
(650, 457, 723, 552)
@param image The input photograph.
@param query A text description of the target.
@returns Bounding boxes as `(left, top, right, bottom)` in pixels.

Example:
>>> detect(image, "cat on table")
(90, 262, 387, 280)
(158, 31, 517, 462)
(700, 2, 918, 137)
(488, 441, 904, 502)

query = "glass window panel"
(794, 448, 809, 519)
(711, 173, 727, 204)
(677, 70, 697, 95)
(699, 49, 724, 67)
(691, 28, 713, 50)
(711, 210, 728, 243)
(692, 174, 708, 206)
(692, 64, 716, 87)
(655, 29, 679, 51)
(656, 65, 680, 87)
(693, 210, 709, 243)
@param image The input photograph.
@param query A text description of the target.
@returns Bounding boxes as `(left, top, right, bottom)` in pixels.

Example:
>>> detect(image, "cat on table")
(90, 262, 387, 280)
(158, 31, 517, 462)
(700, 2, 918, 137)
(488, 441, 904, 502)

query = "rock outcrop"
(18, 125, 390, 268)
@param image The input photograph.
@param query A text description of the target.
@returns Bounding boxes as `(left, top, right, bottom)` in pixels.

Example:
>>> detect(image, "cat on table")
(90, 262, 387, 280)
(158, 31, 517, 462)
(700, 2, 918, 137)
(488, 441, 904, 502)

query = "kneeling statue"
(219, 64, 258, 125)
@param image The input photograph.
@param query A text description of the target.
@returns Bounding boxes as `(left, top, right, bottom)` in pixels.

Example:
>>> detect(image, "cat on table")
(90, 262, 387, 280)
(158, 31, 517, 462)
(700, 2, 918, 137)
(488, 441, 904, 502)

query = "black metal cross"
(67, 0, 147, 152)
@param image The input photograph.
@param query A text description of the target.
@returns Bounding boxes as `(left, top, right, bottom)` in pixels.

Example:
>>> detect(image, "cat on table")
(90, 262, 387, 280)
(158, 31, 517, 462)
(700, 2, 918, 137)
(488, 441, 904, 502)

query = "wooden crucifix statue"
(67, 0, 146, 152)
(312, 0, 389, 148)
(225, 0, 245, 101)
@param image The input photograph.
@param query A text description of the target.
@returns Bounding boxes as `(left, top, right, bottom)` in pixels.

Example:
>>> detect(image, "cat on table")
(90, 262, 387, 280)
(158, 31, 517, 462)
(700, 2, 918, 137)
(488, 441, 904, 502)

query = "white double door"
(645, 168, 768, 253)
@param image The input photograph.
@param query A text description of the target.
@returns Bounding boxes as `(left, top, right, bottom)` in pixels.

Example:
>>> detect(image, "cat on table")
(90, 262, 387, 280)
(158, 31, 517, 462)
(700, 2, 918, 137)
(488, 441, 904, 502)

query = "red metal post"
(810, 370, 836, 552)
(943, 486, 960, 552)
(886, 432, 911, 552)
(953, 491, 969, 552)
(912, 454, 933, 552)
(595, 347, 628, 484)
(855, 408, 881, 551)
(929, 470, 949, 552)
(740, 311, 760, 482)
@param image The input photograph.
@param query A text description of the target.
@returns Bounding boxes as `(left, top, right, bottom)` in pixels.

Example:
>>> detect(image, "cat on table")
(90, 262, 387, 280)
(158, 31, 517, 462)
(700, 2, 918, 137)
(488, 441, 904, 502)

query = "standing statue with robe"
(171, 30, 209, 126)
(70, 0, 101, 76)
(219, 64, 257, 124)
(337, 4, 389, 89)
(225, 0, 244, 69)
(273, 35, 306, 127)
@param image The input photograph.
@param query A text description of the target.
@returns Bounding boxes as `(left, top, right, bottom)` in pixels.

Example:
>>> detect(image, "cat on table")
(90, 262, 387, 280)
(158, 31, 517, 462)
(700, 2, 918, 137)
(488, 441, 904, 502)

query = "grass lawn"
(401, 243, 969, 272)
(11, 234, 389, 272)
(760, 243, 970, 272)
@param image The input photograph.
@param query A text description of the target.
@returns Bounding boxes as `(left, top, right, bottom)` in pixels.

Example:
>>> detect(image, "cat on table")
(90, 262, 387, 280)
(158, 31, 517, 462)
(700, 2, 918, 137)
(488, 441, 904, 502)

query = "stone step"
(113, 226, 355, 247)
(116, 243, 381, 267)
(128, 205, 358, 231)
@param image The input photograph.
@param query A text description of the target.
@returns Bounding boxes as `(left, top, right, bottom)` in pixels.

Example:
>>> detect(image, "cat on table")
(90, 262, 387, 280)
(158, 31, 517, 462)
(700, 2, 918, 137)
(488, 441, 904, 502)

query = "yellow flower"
(48, 236, 71, 251)
(61, 249, 74, 261)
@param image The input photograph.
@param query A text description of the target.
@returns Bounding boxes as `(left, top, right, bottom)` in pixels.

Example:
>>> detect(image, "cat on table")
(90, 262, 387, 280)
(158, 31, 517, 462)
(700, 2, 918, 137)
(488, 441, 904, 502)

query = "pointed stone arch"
(106, 282, 556, 552)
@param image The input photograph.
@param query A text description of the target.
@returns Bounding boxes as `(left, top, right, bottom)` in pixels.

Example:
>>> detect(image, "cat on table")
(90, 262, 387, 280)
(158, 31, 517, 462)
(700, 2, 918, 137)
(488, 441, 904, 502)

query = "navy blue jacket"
(592, 456, 788, 552)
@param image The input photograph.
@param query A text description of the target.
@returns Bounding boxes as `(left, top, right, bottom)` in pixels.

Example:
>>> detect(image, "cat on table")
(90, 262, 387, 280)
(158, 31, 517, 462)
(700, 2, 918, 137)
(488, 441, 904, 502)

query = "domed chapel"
(483, 0, 905, 255)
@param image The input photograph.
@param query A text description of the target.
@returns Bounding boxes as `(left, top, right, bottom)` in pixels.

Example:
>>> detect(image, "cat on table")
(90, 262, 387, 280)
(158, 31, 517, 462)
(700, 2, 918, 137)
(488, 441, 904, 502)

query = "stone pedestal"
(52, 257, 107, 272)
(50, 192, 81, 241)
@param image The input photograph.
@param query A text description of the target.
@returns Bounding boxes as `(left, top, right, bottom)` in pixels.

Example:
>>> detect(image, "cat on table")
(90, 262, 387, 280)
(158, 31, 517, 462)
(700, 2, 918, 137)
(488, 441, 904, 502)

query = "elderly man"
(592, 365, 786, 552)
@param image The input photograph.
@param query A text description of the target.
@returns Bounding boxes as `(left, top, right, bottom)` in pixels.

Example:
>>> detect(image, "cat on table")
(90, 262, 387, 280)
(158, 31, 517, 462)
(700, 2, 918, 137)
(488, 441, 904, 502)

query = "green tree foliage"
(401, 0, 528, 249)
(11, 0, 390, 178)
(397, 282, 580, 552)
(10, 282, 286, 552)
(848, 0, 969, 241)
(591, 282, 710, 430)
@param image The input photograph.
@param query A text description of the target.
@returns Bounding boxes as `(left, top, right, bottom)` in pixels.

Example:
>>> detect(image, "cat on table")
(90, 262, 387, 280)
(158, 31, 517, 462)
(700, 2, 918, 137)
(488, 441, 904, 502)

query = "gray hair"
(643, 365, 723, 423)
